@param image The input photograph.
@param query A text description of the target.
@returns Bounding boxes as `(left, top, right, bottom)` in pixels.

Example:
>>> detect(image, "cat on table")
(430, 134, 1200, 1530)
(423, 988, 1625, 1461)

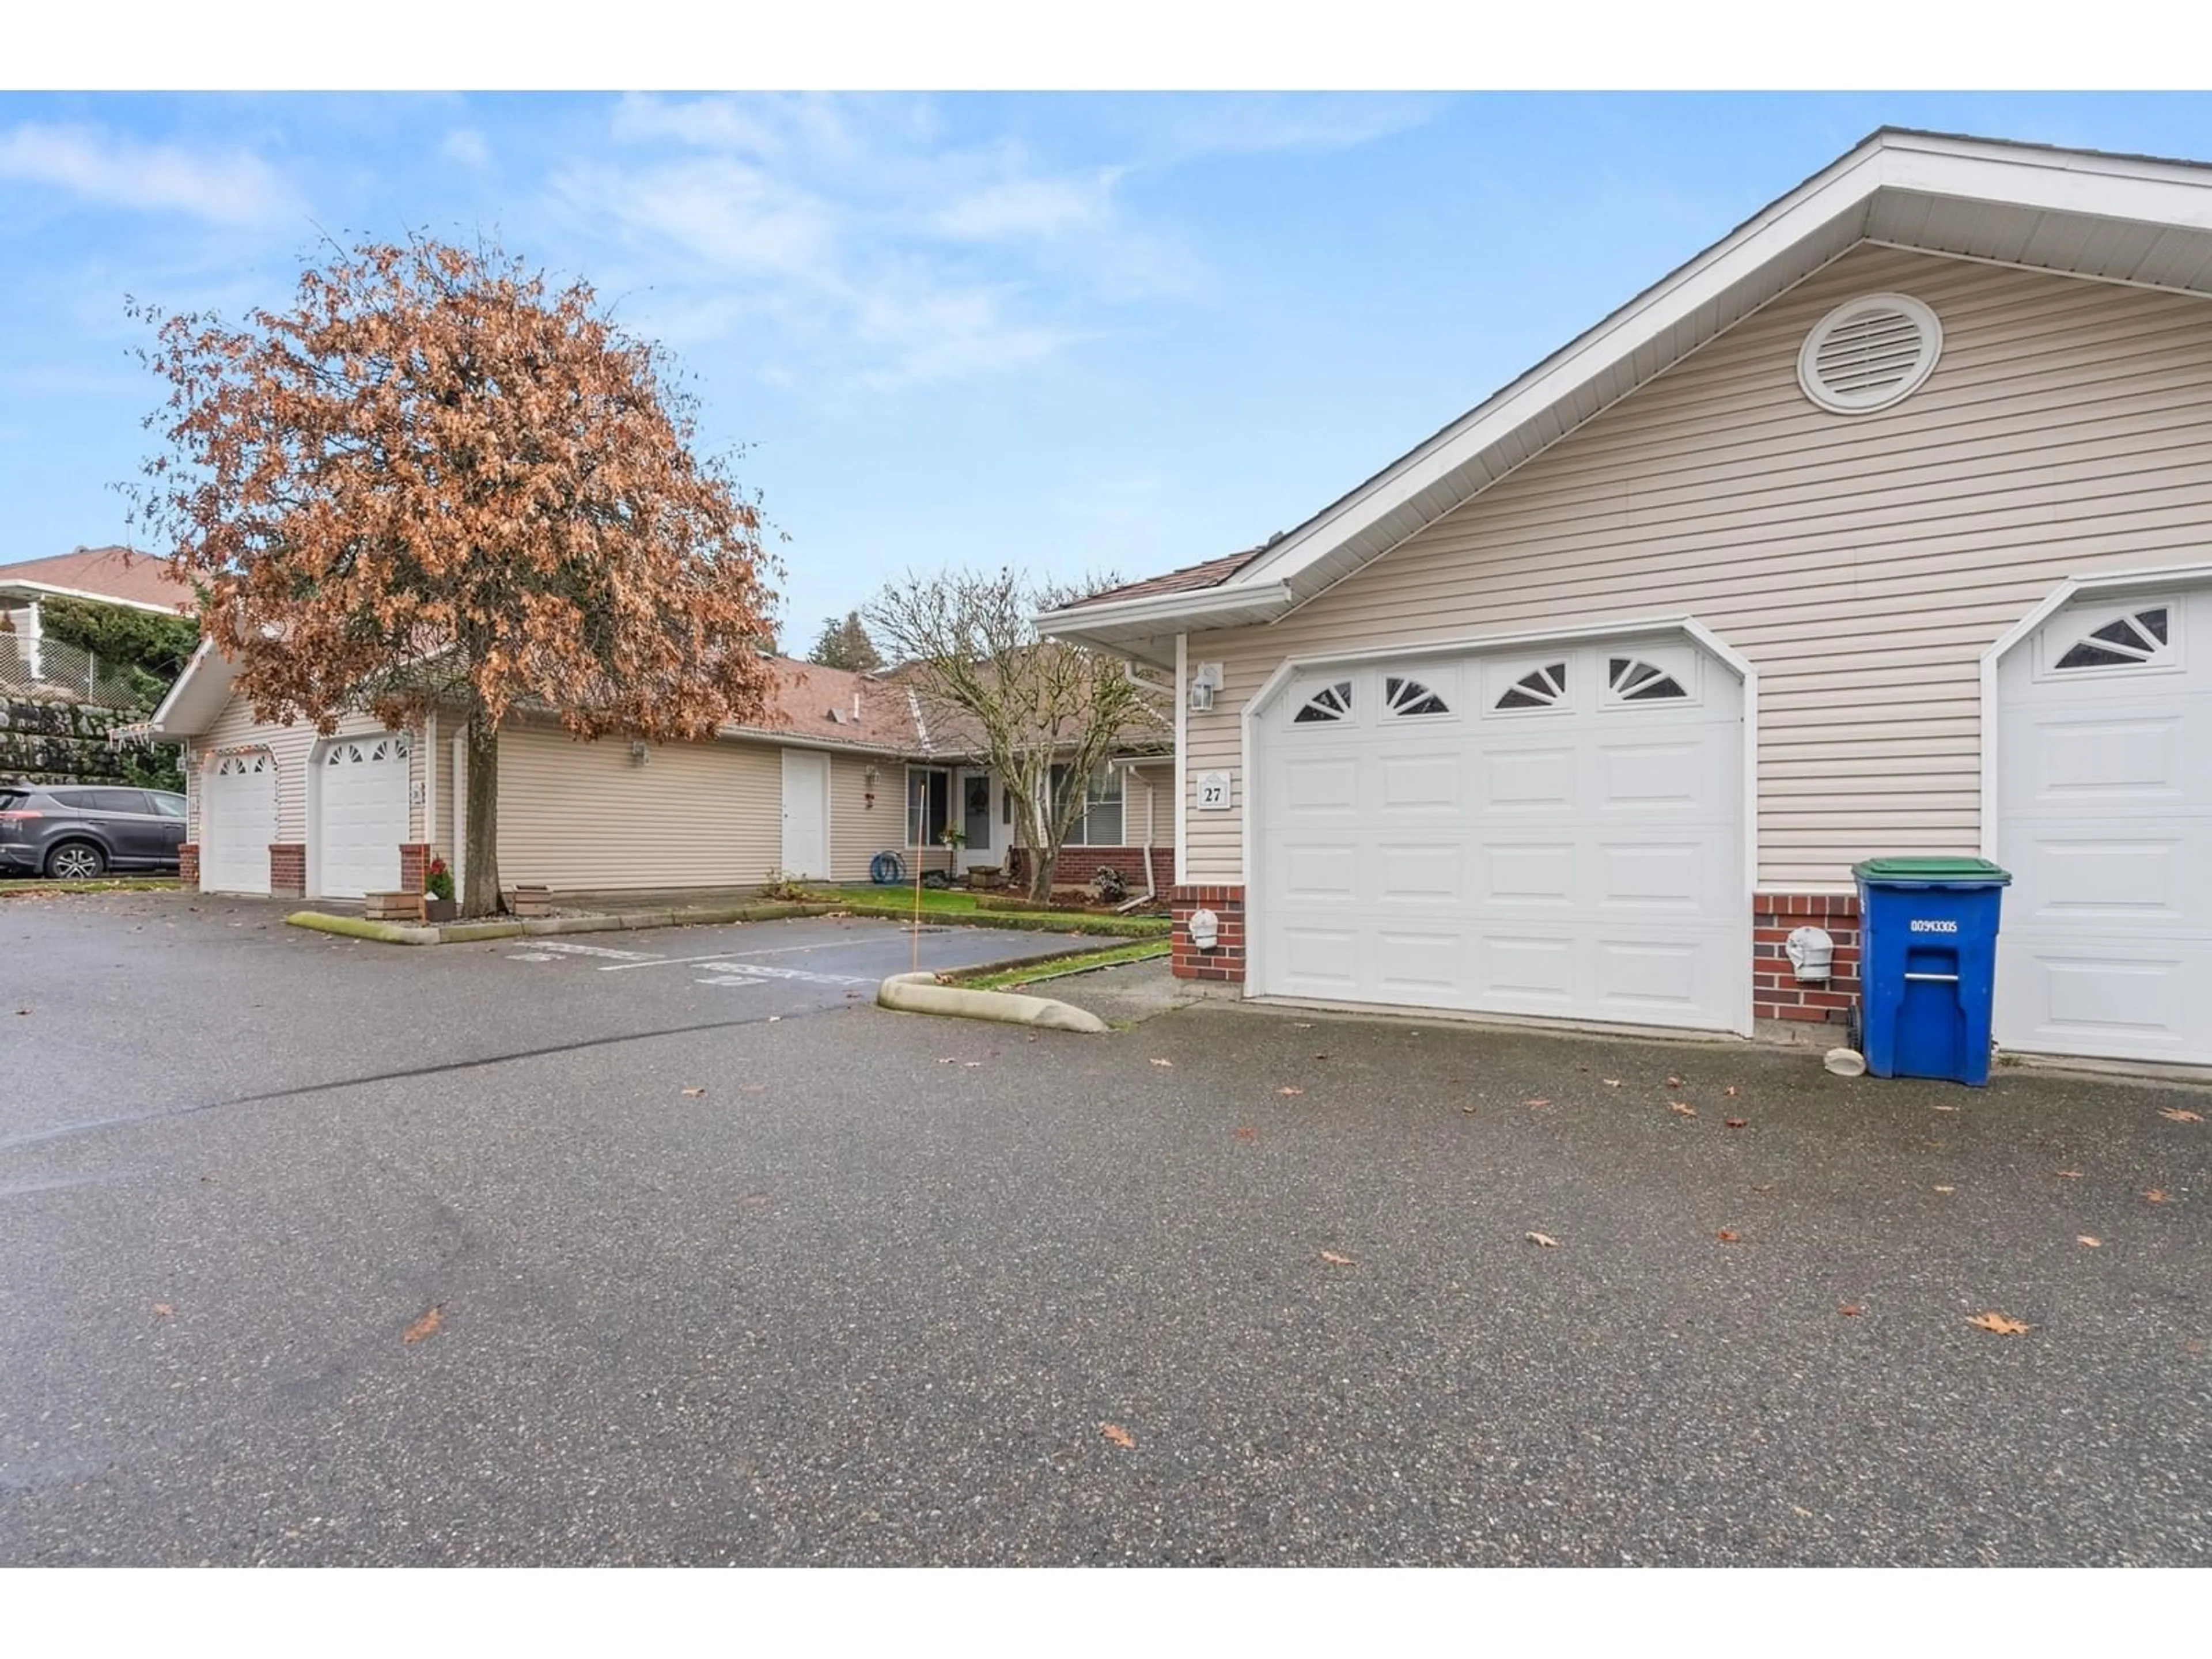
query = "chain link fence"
(0, 635, 146, 709)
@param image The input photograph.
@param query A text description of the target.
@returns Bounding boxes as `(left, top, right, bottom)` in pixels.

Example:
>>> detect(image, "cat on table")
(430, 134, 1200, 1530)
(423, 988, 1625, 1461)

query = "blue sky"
(6, 92, 2212, 649)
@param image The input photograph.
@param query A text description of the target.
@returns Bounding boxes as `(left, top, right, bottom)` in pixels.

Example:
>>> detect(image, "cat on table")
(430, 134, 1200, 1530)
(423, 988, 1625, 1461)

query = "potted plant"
(423, 856, 457, 923)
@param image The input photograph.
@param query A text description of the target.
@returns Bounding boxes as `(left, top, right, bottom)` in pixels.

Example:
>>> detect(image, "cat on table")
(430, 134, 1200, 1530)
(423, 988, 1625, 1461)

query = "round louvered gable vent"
(1797, 293, 1941, 414)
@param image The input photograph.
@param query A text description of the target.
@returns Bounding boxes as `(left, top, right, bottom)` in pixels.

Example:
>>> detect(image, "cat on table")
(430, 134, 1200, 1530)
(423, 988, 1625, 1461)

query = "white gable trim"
(1044, 130, 2212, 654)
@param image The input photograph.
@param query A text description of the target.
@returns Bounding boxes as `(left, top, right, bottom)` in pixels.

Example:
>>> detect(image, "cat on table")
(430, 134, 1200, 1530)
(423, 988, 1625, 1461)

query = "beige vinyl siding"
(1128, 762, 1175, 857)
(1184, 244, 2212, 889)
(494, 719, 781, 892)
(828, 749, 907, 881)
(187, 698, 412, 844)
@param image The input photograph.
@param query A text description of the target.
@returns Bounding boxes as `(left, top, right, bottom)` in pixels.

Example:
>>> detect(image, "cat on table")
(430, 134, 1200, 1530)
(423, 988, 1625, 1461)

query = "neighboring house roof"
(0, 546, 196, 616)
(1037, 127, 2212, 664)
(145, 644, 1172, 764)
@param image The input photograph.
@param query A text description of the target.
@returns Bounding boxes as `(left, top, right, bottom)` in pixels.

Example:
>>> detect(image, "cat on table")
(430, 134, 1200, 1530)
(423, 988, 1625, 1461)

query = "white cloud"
(440, 128, 493, 171)
(0, 122, 294, 224)
(558, 96, 1212, 393)
(929, 173, 1118, 243)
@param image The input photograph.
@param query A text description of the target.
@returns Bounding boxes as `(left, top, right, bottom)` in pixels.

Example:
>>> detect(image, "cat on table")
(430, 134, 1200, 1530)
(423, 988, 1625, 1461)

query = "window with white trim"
(1383, 675, 1450, 717)
(1050, 764, 1124, 846)
(2052, 605, 2173, 672)
(1494, 662, 1568, 711)
(1607, 656, 1688, 703)
(1292, 680, 1353, 724)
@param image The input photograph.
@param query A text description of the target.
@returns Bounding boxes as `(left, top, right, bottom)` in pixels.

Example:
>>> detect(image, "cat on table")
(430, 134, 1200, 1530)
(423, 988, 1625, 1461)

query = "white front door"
(201, 750, 276, 895)
(1996, 588, 2212, 1064)
(1252, 636, 1747, 1032)
(781, 749, 830, 878)
(315, 733, 411, 899)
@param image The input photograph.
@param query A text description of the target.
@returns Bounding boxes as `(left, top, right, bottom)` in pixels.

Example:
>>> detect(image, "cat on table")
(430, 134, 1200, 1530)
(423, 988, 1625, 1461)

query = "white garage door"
(1997, 588, 2212, 1064)
(315, 733, 411, 900)
(1254, 636, 1747, 1032)
(200, 749, 276, 895)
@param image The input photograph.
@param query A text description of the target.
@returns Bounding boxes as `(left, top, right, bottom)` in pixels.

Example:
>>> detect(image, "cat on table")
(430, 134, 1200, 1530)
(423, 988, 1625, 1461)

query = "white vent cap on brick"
(1797, 293, 1942, 414)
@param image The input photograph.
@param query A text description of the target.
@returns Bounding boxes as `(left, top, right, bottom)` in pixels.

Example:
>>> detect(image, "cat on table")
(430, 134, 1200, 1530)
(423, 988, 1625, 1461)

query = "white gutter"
(1035, 579, 1294, 638)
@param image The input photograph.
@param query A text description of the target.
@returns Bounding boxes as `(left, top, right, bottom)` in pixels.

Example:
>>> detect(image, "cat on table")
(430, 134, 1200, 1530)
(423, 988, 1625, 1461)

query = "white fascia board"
(142, 638, 230, 736)
(0, 580, 194, 616)
(1033, 580, 1296, 639)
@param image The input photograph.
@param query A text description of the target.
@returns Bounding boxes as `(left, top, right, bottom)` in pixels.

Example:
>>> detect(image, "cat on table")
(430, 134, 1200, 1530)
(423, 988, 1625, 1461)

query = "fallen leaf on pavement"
(1100, 1423, 1135, 1449)
(1751, 1182, 1778, 1195)
(1933, 1104, 1959, 1113)
(1669, 1102, 1696, 1118)
(2145, 1189, 2170, 1204)
(1602, 1077, 1622, 1088)
(151, 1304, 174, 1317)
(1839, 1304, 1862, 1317)
(1933, 1185, 1956, 1194)
(1277, 1086, 1305, 1096)
(1666, 1075, 1684, 1088)
(1523, 1098, 1552, 1109)
(2077, 1236, 2102, 1248)
(1319, 1251, 1354, 1266)
(402, 1306, 443, 1344)
(1724, 1118, 1748, 1130)
(681, 1086, 706, 1097)
(2158, 1108, 2203, 1123)
(1725, 1085, 1739, 1098)
(1150, 1058, 1175, 1068)
(1461, 1104, 1478, 1115)
(1715, 1229, 1741, 1244)
(2055, 1170, 2084, 1179)
(1967, 1312, 2030, 1336)
(1526, 1232, 1559, 1248)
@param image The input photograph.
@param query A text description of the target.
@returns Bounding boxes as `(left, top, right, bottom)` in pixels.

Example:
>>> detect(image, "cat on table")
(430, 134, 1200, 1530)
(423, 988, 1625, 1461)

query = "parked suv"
(0, 783, 187, 879)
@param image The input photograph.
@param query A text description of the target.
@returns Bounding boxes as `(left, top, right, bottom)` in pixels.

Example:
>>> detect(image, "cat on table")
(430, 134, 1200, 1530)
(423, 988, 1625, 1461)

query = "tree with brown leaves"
(127, 237, 778, 916)
(866, 567, 1164, 904)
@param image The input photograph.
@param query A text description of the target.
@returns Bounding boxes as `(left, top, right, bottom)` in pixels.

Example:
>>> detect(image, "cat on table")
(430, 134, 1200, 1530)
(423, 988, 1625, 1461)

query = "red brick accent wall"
(178, 843, 199, 885)
(269, 843, 306, 898)
(1172, 884, 1245, 983)
(1754, 892, 1861, 1026)
(1006, 845, 1170, 894)
(399, 842, 431, 895)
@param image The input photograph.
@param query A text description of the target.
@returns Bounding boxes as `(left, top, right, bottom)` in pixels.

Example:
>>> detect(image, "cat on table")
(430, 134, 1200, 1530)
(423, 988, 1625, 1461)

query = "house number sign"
(1196, 771, 1232, 811)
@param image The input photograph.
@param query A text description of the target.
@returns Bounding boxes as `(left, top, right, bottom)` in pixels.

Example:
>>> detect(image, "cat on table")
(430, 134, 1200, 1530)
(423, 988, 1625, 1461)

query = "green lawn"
(955, 938, 1171, 990)
(802, 884, 1169, 938)
(0, 876, 184, 899)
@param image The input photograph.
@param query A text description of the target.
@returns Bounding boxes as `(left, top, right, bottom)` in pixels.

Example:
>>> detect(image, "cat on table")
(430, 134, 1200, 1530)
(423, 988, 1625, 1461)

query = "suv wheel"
(46, 842, 107, 881)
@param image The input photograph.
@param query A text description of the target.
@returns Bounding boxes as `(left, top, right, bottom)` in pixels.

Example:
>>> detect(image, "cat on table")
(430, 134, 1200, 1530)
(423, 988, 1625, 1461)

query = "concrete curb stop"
(876, 971, 1109, 1033)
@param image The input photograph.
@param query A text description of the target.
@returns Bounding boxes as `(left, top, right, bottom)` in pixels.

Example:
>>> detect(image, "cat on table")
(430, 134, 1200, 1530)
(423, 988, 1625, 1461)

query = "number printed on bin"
(1908, 918, 1959, 933)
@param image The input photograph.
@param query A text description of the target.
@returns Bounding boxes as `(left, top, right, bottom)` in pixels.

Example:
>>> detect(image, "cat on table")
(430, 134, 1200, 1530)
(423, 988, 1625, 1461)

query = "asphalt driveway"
(1, 892, 2206, 1565)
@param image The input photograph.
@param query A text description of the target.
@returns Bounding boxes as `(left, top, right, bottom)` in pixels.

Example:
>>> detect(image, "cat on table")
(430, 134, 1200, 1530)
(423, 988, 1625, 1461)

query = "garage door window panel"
(1293, 681, 1353, 724)
(1493, 661, 1569, 713)
(2043, 603, 2179, 676)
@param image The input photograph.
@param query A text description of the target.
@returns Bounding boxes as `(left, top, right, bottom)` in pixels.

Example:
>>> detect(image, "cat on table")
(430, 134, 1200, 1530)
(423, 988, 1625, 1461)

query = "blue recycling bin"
(1851, 857, 2012, 1086)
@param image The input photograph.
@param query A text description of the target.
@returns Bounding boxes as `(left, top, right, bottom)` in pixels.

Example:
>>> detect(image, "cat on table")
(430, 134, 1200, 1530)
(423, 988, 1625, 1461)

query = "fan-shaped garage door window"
(1293, 681, 1353, 724)
(2052, 605, 2174, 672)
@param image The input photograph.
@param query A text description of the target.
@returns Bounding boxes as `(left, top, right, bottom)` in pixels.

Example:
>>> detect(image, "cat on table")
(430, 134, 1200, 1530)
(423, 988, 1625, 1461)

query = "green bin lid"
(1851, 855, 2011, 885)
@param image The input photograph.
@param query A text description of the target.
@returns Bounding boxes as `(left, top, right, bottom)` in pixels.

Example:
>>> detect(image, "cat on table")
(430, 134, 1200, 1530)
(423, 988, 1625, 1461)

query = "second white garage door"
(315, 733, 411, 899)
(1996, 586, 2212, 1064)
(1253, 635, 1747, 1032)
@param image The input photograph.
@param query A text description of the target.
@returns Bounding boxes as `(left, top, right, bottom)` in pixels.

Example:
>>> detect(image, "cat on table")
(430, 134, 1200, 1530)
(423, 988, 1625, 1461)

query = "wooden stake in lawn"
(912, 850, 923, 975)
